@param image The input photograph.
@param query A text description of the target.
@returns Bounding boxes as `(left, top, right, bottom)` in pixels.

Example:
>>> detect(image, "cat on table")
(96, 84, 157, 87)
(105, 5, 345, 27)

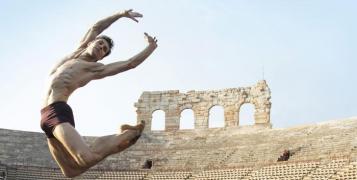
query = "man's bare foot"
(120, 120, 145, 133)
(116, 121, 146, 151)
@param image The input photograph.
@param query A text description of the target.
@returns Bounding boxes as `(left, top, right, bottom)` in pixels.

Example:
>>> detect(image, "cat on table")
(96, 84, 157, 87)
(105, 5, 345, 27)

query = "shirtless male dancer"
(40, 9, 157, 177)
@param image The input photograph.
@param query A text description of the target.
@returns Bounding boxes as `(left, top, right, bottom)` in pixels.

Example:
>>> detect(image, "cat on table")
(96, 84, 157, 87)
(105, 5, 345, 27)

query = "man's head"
(86, 35, 114, 61)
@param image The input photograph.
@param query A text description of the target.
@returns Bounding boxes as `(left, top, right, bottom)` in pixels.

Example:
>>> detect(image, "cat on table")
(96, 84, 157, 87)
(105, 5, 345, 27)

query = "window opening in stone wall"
(179, 109, 195, 130)
(151, 110, 165, 130)
(208, 106, 224, 128)
(239, 103, 255, 126)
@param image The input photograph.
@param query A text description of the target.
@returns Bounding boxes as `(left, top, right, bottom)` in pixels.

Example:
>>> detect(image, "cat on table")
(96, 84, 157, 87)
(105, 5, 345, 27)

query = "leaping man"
(40, 9, 157, 177)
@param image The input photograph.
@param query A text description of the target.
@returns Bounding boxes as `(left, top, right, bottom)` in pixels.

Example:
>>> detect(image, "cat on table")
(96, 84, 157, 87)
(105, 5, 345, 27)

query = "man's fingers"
(144, 33, 158, 44)
(128, 12, 143, 17)
(132, 12, 143, 18)
(137, 13, 143, 18)
(130, 17, 139, 23)
(144, 32, 157, 42)
(144, 33, 154, 39)
(128, 11, 143, 18)
(126, 11, 142, 23)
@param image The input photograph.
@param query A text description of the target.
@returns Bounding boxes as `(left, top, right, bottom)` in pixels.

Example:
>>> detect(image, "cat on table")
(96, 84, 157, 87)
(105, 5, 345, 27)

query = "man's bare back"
(40, 9, 157, 177)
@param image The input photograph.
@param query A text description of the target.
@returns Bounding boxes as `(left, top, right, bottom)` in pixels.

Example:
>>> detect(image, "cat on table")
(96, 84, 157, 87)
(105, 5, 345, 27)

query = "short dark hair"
(95, 35, 114, 58)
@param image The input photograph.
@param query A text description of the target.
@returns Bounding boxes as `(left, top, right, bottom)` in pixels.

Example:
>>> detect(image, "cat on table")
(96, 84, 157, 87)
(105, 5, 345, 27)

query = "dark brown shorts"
(40, 101, 75, 138)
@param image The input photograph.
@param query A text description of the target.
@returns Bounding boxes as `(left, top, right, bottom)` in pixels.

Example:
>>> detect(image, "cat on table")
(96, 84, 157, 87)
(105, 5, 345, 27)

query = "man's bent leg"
(51, 121, 144, 177)
(52, 123, 101, 168)
(47, 138, 87, 177)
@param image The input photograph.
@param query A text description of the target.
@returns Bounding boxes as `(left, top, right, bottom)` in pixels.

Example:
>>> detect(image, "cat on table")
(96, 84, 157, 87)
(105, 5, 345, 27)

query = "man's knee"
(63, 170, 81, 178)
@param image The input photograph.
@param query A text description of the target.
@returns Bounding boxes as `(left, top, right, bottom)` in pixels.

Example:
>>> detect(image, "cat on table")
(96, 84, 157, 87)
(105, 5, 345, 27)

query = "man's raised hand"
(121, 9, 143, 23)
(144, 32, 158, 47)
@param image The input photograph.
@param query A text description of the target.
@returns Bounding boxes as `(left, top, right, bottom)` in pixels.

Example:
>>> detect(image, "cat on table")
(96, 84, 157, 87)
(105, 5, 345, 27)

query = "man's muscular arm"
(78, 9, 143, 49)
(50, 10, 142, 75)
(93, 33, 158, 79)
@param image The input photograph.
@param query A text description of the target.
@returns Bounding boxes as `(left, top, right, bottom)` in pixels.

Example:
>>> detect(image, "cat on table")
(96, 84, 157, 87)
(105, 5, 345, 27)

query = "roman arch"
(134, 80, 271, 132)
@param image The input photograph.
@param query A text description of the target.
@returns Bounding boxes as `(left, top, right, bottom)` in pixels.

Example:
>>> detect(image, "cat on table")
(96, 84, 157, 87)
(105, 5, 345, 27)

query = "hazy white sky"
(1, 0, 356, 136)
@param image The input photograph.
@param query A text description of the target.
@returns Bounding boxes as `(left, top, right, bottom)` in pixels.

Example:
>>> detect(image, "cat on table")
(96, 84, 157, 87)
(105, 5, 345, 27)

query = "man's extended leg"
(51, 121, 145, 177)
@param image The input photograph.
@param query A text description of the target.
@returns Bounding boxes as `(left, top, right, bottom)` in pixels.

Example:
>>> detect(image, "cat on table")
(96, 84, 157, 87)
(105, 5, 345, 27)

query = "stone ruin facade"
(135, 80, 272, 132)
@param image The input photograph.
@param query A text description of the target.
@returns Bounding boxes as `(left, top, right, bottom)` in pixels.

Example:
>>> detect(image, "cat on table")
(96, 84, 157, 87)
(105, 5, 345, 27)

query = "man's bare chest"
(52, 60, 101, 87)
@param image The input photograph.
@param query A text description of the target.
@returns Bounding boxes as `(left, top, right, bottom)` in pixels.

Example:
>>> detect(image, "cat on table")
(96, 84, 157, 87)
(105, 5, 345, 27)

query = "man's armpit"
(90, 63, 106, 72)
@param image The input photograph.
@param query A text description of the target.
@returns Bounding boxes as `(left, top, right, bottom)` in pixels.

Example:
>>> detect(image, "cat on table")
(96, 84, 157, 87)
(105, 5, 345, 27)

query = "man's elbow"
(91, 23, 101, 32)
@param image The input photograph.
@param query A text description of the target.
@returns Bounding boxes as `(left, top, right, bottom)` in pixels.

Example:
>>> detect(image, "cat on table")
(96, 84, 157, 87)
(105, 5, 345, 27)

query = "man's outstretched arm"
(50, 10, 142, 75)
(93, 33, 158, 79)
(77, 9, 143, 49)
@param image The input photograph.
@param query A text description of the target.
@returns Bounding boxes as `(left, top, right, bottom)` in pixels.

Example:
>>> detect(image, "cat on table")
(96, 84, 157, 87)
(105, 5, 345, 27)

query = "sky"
(0, 0, 356, 136)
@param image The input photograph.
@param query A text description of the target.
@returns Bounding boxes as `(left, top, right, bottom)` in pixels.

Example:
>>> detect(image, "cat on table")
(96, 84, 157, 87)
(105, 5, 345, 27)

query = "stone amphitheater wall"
(135, 80, 272, 131)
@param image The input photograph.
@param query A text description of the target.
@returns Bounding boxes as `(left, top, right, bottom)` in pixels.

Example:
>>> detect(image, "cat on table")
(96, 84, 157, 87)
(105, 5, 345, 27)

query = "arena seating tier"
(1, 118, 357, 179)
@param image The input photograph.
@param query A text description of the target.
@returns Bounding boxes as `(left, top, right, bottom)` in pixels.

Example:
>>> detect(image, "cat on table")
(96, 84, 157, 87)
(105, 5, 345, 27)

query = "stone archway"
(208, 105, 225, 128)
(151, 110, 165, 131)
(179, 109, 195, 130)
(237, 103, 255, 126)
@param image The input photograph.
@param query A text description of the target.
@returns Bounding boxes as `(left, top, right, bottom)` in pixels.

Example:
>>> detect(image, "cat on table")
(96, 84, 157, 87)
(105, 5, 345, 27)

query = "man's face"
(87, 38, 110, 61)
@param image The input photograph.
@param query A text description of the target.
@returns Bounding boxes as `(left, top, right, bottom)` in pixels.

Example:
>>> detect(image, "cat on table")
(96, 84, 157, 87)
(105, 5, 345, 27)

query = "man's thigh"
(47, 138, 79, 168)
(52, 123, 93, 159)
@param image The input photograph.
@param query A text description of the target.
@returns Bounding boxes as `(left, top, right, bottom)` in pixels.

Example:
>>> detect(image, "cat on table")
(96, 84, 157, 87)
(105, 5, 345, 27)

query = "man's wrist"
(115, 12, 125, 18)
